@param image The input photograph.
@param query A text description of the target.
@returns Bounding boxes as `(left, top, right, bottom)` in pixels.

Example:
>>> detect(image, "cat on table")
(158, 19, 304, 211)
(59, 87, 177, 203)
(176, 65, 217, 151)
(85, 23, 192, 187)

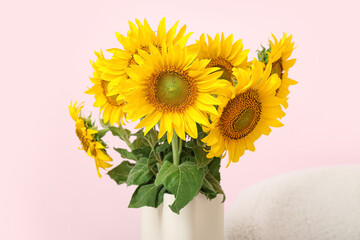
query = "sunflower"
(202, 60, 285, 166)
(194, 33, 250, 85)
(85, 50, 126, 125)
(69, 102, 112, 177)
(122, 43, 230, 143)
(100, 18, 192, 108)
(102, 17, 191, 82)
(266, 33, 297, 108)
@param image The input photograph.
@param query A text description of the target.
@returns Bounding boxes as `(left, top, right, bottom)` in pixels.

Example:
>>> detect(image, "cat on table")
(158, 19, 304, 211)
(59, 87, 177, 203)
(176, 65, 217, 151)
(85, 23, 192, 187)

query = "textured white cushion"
(225, 165, 360, 240)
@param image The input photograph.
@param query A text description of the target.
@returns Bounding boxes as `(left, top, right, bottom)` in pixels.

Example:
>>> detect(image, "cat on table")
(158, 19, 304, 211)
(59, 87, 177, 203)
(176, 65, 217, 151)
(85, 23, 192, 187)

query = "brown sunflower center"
(101, 80, 122, 106)
(271, 60, 283, 95)
(128, 57, 137, 66)
(155, 71, 190, 106)
(218, 89, 262, 140)
(75, 128, 90, 152)
(148, 70, 197, 112)
(207, 58, 235, 84)
(90, 148, 97, 157)
(271, 59, 283, 79)
(233, 109, 256, 132)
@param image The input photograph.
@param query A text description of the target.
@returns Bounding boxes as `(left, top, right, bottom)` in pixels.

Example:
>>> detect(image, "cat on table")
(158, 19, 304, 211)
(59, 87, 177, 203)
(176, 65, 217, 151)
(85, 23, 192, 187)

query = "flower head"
(122, 42, 230, 143)
(261, 33, 297, 108)
(69, 102, 112, 177)
(85, 50, 126, 125)
(194, 33, 250, 85)
(202, 60, 285, 166)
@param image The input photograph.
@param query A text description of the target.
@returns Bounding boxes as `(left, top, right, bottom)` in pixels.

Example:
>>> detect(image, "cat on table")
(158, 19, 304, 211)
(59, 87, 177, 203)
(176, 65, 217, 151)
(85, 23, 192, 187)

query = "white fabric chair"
(225, 165, 360, 240)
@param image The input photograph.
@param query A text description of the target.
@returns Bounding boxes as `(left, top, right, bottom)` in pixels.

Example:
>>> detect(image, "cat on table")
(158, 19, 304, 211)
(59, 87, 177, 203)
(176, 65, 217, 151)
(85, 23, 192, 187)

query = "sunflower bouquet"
(69, 18, 296, 214)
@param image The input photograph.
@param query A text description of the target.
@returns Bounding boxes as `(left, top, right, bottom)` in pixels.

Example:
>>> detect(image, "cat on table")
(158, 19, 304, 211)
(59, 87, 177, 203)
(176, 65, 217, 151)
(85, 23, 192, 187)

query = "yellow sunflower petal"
(202, 59, 286, 164)
(122, 39, 227, 143)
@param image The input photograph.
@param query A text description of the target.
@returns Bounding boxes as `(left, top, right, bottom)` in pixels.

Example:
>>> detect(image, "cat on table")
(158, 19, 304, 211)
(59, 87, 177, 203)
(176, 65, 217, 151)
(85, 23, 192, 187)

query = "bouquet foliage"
(69, 18, 296, 213)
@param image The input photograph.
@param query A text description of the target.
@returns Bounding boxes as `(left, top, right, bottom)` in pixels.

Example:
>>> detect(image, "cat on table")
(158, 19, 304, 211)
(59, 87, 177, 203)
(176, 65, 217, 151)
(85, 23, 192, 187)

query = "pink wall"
(1, 0, 360, 239)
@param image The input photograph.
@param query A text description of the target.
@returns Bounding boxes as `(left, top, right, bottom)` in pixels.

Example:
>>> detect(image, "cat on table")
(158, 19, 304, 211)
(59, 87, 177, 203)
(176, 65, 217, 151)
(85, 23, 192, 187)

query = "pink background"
(1, 0, 360, 239)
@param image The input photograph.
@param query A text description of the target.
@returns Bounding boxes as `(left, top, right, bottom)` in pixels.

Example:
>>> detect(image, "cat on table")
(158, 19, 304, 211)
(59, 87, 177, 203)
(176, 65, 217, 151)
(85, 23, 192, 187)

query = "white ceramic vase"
(141, 193, 224, 240)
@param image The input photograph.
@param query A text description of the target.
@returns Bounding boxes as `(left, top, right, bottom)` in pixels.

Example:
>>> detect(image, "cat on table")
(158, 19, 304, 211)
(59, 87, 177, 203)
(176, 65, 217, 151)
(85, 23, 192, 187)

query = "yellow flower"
(103, 18, 191, 80)
(202, 60, 285, 166)
(69, 102, 112, 177)
(122, 43, 230, 143)
(100, 18, 192, 110)
(194, 33, 250, 85)
(267, 33, 297, 108)
(85, 50, 126, 125)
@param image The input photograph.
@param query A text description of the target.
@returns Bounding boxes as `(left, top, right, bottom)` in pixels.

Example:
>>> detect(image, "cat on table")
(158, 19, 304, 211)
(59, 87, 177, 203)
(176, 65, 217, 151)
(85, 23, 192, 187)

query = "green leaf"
(154, 161, 178, 185)
(131, 129, 145, 138)
(192, 145, 212, 168)
(159, 133, 167, 143)
(181, 145, 194, 156)
(131, 138, 146, 150)
(208, 157, 221, 182)
(132, 146, 152, 157)
(97, 128, 109, 138)
(83, 113, 94, 128)
(257, 44, 270, 65)
(109, 126, 131, 141)
(99, 118, 111, 128)
(155, 161, 205, 214)
(180, 154, 195, 164)
(163, 151, 173, 162)
(127, 157, 154, 186)
(200, 157, 224, 201)
(185, 141, 196, 148)
(185, 140, 212, 167)
(147, 150, 158, 174)
(125, 129, 131, 136)
(196, 123, 207, 140)
(128, 184, 165, 208)
(155, 141, 170, 153)
(114, 147, 138, 161)
(202, 177, 216, 193)
(147, 150, 157, 165)
(205, 172, 226, 202)
(156, 187, 166, 207)
(201, 177, 218, 200)
(107, 161, 135, 185)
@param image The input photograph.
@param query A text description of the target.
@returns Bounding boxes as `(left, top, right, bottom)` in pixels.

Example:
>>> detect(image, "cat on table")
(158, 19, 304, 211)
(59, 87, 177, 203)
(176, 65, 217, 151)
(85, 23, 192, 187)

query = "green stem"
(178, 138, 182, 156)
(149, 128, 157, 146)
(148, 128, 162, 163)
(143, 136, 153, 147)
(172, 132, 180, 166)
(154, 153, 162, 163)
(118, 124, 133, 149)
(124, 138, 132, 150)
